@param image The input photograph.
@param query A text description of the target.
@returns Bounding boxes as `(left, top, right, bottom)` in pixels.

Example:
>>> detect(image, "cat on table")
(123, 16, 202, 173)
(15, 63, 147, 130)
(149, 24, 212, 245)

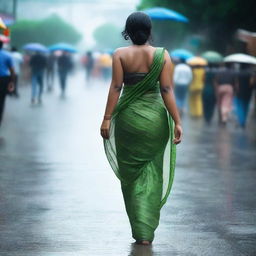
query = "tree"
(11, 14, 82, 48)
(138, 0, 256, 53)
(93, 23, 126, 50)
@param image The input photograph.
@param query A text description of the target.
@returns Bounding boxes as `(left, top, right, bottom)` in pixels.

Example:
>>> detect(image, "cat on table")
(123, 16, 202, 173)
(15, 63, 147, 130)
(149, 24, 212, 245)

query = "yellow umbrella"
(0, 17, 7, 29)
(187, 56, 208, 66)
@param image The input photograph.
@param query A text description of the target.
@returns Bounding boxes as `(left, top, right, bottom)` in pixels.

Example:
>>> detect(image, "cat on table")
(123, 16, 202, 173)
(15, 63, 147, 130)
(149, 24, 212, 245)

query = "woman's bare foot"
(136, 240, 151, 245)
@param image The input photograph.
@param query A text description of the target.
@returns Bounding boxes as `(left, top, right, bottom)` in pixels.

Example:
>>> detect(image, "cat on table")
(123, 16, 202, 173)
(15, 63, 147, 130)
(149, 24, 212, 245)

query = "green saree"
(104, 47, 176, 241)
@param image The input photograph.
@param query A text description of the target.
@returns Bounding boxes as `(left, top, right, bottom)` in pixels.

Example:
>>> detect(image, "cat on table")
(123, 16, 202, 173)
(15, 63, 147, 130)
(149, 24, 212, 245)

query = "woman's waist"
(122, 85, 160, 95)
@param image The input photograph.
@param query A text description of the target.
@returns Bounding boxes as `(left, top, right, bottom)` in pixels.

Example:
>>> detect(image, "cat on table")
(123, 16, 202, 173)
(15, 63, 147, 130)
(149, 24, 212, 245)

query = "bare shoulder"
(114, 47, 130, 57)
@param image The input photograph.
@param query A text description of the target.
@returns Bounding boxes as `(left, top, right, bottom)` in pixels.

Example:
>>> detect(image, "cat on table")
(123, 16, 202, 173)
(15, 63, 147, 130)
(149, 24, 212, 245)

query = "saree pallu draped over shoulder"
(104, 47, 176, 242)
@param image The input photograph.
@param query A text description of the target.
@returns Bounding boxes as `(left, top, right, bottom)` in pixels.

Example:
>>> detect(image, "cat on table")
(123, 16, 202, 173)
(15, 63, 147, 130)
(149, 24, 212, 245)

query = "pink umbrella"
(0, 35, 10, 43)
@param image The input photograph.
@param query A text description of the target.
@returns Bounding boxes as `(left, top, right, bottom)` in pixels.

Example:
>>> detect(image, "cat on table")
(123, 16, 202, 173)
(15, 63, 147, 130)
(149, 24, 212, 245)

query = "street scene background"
(0, 0, 256, 255)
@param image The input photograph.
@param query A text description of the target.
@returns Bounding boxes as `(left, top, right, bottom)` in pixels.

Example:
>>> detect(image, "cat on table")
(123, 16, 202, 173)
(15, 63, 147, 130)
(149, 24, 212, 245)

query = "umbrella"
(0, 35, 10, 43)
(170, 49, 194, 60)
(201, 51, 223, 63)
(0, 17, 6, 29)
(224, 53, 256, 65)
(23, 43, 48, 52)
(49, 43, 77, 53)
(143, 7, 189, 23)
(187, 56, 208, 66)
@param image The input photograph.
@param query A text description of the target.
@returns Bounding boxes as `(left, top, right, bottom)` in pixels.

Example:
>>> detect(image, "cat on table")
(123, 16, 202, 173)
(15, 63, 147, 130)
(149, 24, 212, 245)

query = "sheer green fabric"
(104, 47, 176, 241)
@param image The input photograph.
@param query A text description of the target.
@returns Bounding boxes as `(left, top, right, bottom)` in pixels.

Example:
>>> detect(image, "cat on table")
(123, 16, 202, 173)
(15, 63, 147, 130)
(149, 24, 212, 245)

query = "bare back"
(112, 45, 173, 90)
(118, 45, 157, 73)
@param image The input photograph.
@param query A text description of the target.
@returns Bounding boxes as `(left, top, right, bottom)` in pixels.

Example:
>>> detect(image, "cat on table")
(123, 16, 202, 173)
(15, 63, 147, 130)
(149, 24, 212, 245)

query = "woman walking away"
(100, 12, 182, 245)
(189, 65, 205, 117)
(215, 63, 237, 125)
(202, 64, 218, 124)
(235, 63, 255, 128)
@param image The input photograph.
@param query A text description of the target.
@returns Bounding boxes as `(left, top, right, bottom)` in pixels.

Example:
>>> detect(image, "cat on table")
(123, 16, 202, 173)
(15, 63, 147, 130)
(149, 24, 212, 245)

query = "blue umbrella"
(143, 7, 189, 23)
(170, 49, 194, 60)
(23, 43, 48, 52)
(49, 43, 77, 53)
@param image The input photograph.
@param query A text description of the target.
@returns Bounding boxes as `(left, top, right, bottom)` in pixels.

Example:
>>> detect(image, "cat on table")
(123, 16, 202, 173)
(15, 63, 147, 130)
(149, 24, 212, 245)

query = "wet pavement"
(0, 71, 256, 256)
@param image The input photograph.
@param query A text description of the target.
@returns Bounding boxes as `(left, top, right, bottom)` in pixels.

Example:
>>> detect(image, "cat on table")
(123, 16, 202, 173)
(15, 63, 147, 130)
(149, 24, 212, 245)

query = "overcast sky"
(17, 0, 141, 48)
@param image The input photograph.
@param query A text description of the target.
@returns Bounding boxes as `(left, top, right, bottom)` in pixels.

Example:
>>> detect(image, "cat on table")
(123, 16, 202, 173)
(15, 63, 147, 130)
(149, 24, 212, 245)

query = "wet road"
(0, 72, 256, 256)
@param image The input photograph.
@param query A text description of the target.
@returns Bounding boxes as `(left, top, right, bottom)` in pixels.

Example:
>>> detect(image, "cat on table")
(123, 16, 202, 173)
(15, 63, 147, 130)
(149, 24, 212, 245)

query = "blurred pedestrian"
(10, 46, 23, 97)
(215, 63, 237, 125)
(57, 52, 73, 97)
(235, 63, 255, 128)
(173, 58, 192, 116)
(189, 65, 205, 117)
(46, 53, 55, 92)
(99, 53, 112, 81)
(82, 51, 94, 82)
(29, 52, 47, 104)
(202, 64, 218, 124)
(0, 41, 15, 126)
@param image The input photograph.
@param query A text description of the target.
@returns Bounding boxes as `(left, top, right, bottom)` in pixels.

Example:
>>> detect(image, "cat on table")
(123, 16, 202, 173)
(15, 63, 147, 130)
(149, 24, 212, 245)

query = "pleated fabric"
(104, 47, 176, 241)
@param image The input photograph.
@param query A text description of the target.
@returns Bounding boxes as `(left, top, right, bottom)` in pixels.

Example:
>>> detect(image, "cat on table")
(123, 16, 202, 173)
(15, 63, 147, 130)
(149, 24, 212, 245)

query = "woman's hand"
(100, 120, 111, 139)
(173, 124, 182, 145)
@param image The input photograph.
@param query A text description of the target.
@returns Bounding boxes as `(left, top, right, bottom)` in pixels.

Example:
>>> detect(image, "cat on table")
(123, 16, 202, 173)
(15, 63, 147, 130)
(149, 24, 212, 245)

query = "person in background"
(0, 41, 15, 127)
(173, 57, 193, 116)
(214, 63, 237, 125)
(189, 65, 205, 117)
(29, 52, 47, 104)
(83, 51, 94, 83)
(99, 52, 112, 81)
(235, 63, 255, 128)
(202, 63, 219, 124)
(11, 46, 23, 97)
(46, 53, 55, 92)
(57, 51, 73, 97)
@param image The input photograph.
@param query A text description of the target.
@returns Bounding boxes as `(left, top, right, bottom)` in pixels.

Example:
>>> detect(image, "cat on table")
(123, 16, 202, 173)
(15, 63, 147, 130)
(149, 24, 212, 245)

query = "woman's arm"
(100, 50, 123, 139)
(160, 50, 182, 144)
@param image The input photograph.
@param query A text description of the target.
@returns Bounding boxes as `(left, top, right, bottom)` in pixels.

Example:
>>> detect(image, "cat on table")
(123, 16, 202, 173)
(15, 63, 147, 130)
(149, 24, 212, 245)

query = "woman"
(202, 64, 218, 124)
(189, 65, 205, 117)
(100, 12, 182, 245)
(215, 63, 237, 125)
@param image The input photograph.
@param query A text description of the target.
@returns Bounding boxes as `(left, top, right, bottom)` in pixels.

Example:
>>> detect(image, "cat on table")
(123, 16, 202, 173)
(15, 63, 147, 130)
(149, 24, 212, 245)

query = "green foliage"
(93, 23, 127, 50)
(138, 0, 256, 53)
(11, 14, 82, 49)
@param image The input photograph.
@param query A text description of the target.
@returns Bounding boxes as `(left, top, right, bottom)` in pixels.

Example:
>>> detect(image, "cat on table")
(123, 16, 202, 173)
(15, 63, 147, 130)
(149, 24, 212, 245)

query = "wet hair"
(122, 12, 152, 45)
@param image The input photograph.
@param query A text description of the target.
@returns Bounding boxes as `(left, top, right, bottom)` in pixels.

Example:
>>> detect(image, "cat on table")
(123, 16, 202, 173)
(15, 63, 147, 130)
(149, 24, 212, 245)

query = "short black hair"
(122, 12, 152, 45)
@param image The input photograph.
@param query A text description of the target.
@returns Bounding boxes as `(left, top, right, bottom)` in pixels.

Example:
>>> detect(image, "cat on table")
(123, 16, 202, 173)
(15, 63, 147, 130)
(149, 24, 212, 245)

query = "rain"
(0, 0, 256, 255)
